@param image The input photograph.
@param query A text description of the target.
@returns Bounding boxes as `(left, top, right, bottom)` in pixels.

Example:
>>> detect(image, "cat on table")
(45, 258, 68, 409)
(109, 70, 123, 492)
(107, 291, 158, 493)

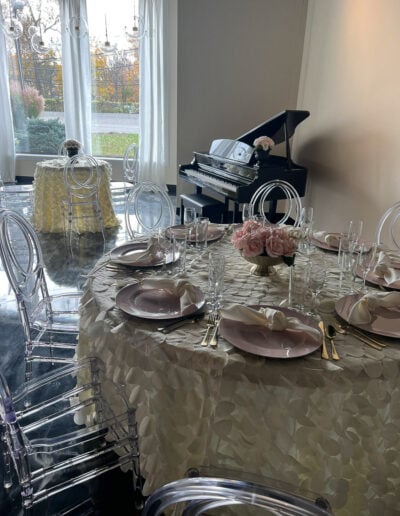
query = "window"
(1, 0, 139, 157)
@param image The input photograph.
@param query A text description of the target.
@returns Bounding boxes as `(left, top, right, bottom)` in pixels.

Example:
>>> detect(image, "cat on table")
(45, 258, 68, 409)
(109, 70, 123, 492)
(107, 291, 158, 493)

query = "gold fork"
(200, 312, 218, 346)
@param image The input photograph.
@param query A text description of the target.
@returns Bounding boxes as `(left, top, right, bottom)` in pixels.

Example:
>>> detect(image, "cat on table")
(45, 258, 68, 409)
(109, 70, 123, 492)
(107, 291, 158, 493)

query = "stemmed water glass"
(307, 265, 326, 314)
(356, 242, 377, 292)
(242, 203, 252, 223)
(183, 207, 197, 242)
(299, 206, 314, 254)
(348, 219, 363, 252)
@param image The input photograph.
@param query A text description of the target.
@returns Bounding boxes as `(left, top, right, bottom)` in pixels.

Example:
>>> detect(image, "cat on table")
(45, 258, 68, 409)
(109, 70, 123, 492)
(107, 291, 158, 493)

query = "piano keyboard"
(183, 169, 238, 194)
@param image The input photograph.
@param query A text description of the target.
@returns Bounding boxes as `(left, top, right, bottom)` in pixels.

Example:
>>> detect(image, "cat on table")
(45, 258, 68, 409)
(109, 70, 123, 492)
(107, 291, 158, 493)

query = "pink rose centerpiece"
(231, 220, 297, 275)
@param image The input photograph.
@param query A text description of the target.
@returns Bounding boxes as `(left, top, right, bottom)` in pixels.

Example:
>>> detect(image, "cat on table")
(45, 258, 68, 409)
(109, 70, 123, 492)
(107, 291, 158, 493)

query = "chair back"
(63, 153, 101, 201)
(123, 142, 139, 183)
(142, 476, 333, 516)
(375, 201, 400, 249)
(0, 183, 34, 218)
(0, 209, 49, 336)
(125, 181, 175, 238)
(250, 179, 303, 227)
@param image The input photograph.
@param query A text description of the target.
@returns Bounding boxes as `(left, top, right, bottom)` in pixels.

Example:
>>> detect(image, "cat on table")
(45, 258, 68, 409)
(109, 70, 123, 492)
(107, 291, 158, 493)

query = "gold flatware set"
(333, 322, 386, 351)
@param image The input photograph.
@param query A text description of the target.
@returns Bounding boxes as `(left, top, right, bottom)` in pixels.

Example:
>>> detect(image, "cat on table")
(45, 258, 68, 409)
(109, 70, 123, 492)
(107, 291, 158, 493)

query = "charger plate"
(310, 233, 341, 252)
(110, 241, 177, 267)
(354, 265, 400, 291)
(166, 224, 225, 243)
(116, 281, 205, 319)
(219, 305, 320, 359)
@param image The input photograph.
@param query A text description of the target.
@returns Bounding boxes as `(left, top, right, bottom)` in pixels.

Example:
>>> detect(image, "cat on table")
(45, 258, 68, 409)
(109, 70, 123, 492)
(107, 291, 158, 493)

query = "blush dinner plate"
(115, 281, 205, 319)
(335, 293, 400, 338)
(219, 305, 321, 359)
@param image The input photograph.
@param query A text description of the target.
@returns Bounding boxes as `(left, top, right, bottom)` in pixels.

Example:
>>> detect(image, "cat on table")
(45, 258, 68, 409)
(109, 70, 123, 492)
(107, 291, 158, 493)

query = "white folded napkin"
(220, 305, 320, 340)
(348, 291, 400, 324)
(140, 278, 199, 313)
(313, 231, 340, 248)
(372, 251, 400, 286)
(374, 249, 400, 273)
(113, 237, 164, 265)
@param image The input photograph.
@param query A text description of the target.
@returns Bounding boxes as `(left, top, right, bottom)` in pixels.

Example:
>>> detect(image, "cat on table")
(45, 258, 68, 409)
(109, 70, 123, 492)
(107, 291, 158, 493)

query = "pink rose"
(282, 237, 297, 256)
(265, 235, 285, 257)
(241, 236, 264, 257)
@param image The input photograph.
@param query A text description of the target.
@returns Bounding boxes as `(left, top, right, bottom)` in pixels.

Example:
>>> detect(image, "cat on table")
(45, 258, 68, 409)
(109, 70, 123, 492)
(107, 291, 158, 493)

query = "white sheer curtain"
(139, 0, 170, 185)
(60, 0, 92, 154)
(0, 33, 16, 183)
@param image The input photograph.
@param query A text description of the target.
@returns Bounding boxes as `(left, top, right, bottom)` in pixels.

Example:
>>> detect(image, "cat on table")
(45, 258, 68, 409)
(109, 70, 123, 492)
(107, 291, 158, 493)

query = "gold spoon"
(318, 321, 330, 360)
(325, 324, 340, 360)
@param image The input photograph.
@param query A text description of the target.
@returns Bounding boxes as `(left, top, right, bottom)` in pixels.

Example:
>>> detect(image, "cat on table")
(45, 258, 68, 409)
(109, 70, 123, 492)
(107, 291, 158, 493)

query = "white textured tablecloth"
(32, 158, 119, 233)
(78, 230, 400, 515)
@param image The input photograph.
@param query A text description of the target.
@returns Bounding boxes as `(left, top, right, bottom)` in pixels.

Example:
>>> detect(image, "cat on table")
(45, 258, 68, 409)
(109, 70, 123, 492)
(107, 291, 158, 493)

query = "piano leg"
(232, 202, 240, 223)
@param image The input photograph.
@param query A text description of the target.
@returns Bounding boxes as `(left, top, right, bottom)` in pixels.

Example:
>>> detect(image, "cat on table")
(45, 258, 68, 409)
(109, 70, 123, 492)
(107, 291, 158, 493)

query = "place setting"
(109, 235, 178, 268)
(310, 219, 367, 253)
(353, 245, 400, 291)
(218, 304, 322, 359)
(335, 290, 400, 339)
(115, 277, 206, 321)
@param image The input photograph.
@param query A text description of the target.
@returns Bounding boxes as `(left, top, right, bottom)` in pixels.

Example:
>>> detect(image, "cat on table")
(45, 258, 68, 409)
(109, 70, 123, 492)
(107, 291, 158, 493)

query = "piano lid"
(237, 109, 310, 147)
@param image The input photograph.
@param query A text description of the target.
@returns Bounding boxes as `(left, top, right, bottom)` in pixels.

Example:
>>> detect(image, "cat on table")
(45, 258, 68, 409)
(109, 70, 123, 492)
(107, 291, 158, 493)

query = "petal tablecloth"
(78, 230, 400, 515)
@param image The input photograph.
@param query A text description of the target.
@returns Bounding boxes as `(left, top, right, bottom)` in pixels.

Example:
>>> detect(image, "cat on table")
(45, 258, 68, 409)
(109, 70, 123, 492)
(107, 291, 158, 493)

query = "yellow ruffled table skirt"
(31, 158, 119, 233)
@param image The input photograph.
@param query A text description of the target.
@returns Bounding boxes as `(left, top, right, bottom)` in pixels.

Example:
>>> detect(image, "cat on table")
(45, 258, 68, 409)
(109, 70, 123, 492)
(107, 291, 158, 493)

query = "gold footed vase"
(241, 254, 283, 276)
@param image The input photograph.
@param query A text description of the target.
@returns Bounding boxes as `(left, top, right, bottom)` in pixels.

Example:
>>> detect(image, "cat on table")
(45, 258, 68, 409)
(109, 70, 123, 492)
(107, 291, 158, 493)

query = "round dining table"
(77, 227, 400, 515)
(32, 157, 119, 233)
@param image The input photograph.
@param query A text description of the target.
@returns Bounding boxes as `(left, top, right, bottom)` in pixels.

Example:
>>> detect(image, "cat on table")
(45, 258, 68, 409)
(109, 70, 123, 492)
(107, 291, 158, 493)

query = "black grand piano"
(179, 109, 310, 223)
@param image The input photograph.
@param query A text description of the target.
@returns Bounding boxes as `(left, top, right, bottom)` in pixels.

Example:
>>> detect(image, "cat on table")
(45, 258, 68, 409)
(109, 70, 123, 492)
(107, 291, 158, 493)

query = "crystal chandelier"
(0, 0, 23, 40)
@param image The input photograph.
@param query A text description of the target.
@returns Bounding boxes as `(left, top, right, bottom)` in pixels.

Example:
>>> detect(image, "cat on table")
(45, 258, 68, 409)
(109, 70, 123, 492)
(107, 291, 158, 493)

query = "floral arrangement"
(63, 139, 81, 150)
(253, 135, 275, 151)
(231, 220, 297, 265)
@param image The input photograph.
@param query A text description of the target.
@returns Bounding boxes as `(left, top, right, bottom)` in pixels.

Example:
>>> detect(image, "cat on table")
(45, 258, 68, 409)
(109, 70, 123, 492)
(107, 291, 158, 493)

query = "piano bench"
(180, 193, 225, 223)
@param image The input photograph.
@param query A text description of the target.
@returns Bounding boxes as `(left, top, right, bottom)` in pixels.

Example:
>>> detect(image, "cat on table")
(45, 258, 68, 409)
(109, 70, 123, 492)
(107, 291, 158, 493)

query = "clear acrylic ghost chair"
(375, 201, 400, 250)
(62, 153, 105, 248)
(110, 142, 138, 204)
(0, 209, 81, 383)
(0, 180, 34, 219)
(142, 468, 333, 516)
(0, 356, 142, 514)
(250, 179, 303, 227)
(125, 180, 175, 239)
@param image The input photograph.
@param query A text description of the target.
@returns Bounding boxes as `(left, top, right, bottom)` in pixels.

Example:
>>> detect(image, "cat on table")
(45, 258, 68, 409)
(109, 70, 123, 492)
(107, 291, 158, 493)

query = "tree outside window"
(1, 0, 139, 157)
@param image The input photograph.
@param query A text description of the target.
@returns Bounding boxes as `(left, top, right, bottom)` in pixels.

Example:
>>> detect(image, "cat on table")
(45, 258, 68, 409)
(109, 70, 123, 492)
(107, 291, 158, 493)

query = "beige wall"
(296, 0, 400, 239)
(177, 0, 308, 194)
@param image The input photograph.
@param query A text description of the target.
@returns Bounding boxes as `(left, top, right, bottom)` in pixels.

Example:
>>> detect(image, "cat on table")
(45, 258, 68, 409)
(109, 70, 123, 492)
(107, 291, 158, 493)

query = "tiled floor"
(0, 193, 177, 515)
